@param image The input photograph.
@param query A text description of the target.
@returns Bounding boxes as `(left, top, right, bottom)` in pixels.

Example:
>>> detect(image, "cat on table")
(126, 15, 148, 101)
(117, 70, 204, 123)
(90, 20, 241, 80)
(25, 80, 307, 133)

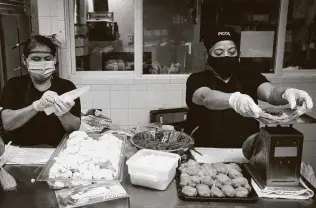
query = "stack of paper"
(6, 147, 55, 165)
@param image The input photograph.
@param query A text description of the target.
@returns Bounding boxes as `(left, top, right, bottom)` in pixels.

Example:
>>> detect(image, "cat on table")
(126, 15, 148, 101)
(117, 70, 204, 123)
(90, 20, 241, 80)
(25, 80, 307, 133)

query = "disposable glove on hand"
(229, 92, 262, 118)
(282, 88, 313, 115)
(32, 91, 59, 112)
(53, 95, 75, 117)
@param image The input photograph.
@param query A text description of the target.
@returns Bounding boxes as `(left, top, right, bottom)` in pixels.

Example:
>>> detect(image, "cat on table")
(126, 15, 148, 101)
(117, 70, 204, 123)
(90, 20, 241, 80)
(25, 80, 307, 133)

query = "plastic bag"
(55, 182, 128, 208)
(80, 109, 112, 132)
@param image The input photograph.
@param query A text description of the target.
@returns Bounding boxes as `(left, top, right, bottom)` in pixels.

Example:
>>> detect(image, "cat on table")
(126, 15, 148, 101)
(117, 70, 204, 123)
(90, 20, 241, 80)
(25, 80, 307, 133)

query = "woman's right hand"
(32, 91, 59, 112)
(229, 92, 262, 118)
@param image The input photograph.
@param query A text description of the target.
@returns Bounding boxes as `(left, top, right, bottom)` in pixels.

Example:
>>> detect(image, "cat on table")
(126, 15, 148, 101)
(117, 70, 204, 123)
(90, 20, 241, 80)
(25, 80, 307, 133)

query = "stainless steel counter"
(0, 142, 315, 208)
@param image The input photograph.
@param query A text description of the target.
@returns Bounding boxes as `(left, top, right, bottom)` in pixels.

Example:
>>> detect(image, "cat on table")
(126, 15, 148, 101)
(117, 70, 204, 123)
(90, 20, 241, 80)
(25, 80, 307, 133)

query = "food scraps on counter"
(48, 131, 123, 181)
(178, 160, 251, 198)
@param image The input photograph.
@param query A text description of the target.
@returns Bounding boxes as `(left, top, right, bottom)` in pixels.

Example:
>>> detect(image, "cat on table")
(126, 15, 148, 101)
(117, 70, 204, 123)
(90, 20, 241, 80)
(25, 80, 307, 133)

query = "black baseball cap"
(203, 25, 240, 51)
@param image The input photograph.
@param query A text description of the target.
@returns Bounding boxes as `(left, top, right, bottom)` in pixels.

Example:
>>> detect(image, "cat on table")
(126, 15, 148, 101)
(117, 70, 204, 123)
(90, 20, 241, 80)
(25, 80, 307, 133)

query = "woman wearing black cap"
(185, 26, 313, 148)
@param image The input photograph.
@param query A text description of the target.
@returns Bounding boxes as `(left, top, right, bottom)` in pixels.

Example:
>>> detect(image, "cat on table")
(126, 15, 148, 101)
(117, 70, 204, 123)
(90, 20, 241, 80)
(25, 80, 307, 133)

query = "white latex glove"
(32, 91, 59, 112)
(282, 88, 313, 115)
(53, 95, 75, 117)
(229, 92, 262, 118)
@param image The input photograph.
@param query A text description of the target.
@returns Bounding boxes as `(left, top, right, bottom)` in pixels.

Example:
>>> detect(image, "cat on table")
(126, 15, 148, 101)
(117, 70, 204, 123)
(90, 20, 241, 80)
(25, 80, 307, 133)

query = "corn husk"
(0, 168, 17, 191)
(0, 142, 17, 191)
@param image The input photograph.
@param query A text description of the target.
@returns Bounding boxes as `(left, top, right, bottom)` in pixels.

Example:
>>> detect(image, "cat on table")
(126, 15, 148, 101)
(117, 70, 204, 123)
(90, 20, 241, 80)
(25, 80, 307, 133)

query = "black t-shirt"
(185, 69, 269, 148)
(0, 75, 81, 147)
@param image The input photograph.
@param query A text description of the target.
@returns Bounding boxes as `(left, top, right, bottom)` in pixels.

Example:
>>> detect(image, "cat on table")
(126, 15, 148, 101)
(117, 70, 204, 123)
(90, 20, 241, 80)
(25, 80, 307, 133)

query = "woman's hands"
(32, 91, 58, 112)
(282, 89, 313, 115)
(229, 92, 262, 118)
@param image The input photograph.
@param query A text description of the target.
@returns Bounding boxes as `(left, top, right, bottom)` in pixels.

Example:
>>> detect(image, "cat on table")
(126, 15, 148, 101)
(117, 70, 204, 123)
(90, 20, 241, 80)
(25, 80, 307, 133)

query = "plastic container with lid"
(126, 149, 180, 191)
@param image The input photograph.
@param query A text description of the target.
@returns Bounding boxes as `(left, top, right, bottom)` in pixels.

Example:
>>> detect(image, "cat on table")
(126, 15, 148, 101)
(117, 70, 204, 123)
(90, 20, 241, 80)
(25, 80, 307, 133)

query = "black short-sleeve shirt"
(185, 69, 269, 148)
(0, 75, 81, 146)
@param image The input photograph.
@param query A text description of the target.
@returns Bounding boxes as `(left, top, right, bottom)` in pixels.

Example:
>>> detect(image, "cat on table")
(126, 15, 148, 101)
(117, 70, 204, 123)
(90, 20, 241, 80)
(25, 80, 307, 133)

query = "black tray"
(175, 163, 259, 203)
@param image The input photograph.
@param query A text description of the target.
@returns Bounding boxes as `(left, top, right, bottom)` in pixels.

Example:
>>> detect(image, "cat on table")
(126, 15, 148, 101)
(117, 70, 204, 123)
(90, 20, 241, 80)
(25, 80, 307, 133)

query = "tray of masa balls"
(176, 160, 258, 203)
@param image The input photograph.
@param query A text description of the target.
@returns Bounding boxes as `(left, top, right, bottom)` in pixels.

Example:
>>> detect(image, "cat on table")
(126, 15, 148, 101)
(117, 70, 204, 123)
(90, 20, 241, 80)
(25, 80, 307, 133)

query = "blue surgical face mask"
(27, 61, 55, 81)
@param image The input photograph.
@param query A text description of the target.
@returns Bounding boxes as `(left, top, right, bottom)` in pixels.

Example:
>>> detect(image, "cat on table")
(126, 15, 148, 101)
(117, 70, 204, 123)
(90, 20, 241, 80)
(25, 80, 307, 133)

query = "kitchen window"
(65, 0, 316, 78)
(73, 0, 135, 72)
(283, 0, 316, 71)
(142, 0, 280, 75)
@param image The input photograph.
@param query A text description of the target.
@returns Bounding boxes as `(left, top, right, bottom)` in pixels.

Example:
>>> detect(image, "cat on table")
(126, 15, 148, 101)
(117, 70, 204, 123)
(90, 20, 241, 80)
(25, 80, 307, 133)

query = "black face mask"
(207, 56, 239, 79)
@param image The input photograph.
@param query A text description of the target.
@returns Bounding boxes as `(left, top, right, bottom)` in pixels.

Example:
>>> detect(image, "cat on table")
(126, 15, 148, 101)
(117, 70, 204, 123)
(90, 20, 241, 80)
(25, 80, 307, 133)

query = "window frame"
(63, 0, 316, 80)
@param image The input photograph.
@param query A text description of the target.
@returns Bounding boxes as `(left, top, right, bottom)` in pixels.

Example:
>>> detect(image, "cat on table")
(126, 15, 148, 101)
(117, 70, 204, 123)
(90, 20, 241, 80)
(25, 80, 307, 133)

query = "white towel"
(251, 178, 314, 200)
(301, 162, 316, 189)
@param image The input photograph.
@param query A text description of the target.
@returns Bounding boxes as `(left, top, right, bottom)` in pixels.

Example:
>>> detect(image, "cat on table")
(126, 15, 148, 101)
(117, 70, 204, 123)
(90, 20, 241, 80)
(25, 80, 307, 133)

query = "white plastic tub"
(126, 149, 180, 190)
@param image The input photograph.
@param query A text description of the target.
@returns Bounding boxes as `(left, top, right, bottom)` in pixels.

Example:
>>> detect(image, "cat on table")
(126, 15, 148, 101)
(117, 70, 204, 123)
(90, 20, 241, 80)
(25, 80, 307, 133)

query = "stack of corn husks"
(0, 142, 17, 191)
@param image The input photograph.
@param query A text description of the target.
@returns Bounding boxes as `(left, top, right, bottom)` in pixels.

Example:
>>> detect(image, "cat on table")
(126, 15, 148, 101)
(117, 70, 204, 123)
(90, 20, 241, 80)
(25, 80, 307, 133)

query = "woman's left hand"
(282, 88, 313, 114)
(53, 96, 75, 117)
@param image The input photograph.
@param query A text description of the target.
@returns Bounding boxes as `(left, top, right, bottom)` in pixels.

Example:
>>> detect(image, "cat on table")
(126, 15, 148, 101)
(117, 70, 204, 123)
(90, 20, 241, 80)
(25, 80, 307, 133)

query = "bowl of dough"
(37, 131, 126, 189)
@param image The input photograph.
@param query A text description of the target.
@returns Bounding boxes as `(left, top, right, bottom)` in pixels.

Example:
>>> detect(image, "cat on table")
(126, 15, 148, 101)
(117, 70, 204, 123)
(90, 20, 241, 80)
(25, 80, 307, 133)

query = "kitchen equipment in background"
(128, 34, 134, 46)
(102, 52, 130, 71)
(244, 113, 316, 189)
(240, 31, 275, 58)
(87, 12, 114, 22)
(75, 36, 89, 56)
(87, 21, 118, 41)
(75, 35, 89, 71)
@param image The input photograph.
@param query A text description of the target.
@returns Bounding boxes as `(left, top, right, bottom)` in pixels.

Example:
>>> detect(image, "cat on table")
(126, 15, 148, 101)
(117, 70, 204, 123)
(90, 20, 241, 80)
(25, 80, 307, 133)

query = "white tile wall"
(164, 91, 183, 108)
(91, 85, 110, 91)
(57, 0, 65, 21)
(38, 17, 52, 35)
(80, 92, 93, 109)
(50, 0, 59, 17)
(91, 91, 110, 109)
(51, 17, 60, 34)
(111, 109, 129, 125)
(146, 91, 165, 108)
(37, 0, 51, 17)
(129, 91, 147, 108)
(129, 84, 146, 91)
(129, 109, 146, 125)
(111, 91, 129, 108)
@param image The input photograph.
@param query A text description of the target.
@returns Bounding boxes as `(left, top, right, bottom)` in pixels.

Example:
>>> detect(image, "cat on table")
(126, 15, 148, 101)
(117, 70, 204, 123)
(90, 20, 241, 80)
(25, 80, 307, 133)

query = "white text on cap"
(218, 32, 231, 36)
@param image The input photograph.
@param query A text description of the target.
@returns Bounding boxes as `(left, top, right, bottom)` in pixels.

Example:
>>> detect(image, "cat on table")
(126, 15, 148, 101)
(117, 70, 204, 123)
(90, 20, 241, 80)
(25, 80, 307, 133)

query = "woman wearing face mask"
(0, 35, 81, 146)
(185, 26, 313, 148)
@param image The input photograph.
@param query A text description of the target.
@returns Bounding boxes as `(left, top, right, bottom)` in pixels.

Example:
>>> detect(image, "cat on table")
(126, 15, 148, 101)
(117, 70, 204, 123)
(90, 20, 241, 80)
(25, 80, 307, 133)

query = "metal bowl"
(130, 130, 194, 155)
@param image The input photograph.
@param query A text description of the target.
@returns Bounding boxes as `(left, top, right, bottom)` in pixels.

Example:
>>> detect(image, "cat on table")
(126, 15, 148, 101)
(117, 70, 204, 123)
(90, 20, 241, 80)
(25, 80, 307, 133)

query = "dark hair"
(23, 35, 58, 57)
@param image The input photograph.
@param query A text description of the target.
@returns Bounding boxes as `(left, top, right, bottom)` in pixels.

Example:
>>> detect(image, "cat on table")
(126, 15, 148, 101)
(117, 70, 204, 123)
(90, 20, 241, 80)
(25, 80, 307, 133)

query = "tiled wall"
(76, 82, 186, 127)
(36, 0, 316, 167)
(33, 0, 68, 77)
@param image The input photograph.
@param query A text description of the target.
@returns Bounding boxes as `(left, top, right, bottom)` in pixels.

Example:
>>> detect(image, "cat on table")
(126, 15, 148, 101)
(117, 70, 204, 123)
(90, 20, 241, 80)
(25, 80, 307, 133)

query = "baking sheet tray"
(175, 163, 258, 203)
(36, 132, 126, 183)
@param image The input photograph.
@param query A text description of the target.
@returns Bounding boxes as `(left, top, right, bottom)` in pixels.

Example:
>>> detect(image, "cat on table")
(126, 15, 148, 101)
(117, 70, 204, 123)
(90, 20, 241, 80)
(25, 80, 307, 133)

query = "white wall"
(35, 0, 316, 168)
